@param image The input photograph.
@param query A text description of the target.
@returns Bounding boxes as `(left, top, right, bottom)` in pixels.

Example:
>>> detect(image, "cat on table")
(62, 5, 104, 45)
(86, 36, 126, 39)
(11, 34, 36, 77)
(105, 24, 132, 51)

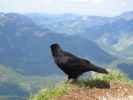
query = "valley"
(0, 11, 133, 99)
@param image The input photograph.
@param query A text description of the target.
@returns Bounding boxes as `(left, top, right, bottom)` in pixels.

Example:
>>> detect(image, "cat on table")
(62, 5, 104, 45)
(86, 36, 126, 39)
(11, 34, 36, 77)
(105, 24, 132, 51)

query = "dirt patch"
(56, 82, 133, 100)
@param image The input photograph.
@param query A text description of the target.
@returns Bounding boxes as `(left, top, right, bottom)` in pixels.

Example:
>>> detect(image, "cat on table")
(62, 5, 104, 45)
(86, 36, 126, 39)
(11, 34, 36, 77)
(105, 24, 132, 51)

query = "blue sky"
(0, 0, 133, 16)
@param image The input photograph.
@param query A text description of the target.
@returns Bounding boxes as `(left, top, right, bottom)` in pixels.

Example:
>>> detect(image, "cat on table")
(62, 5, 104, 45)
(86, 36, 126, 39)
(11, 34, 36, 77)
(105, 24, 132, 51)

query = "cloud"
(92, 0, 105, 4)
(0, 0, 132, 16)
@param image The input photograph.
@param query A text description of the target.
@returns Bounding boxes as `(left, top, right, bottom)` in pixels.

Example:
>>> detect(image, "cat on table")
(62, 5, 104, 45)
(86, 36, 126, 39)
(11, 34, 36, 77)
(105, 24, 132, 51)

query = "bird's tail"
(89, 63, 109, 74)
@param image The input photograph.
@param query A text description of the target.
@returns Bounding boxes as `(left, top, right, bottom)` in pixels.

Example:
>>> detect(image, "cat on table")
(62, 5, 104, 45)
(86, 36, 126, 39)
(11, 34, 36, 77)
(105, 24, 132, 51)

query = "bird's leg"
(67, 76, 77, 83)
(66, 76, 71, 83)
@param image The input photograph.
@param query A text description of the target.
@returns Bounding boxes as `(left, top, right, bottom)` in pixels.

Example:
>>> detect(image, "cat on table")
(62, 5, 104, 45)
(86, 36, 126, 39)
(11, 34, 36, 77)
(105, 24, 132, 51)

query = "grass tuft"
(31, 83, 69, 100)
(75, 69, 129, 88)
(30, 68, 133, 100)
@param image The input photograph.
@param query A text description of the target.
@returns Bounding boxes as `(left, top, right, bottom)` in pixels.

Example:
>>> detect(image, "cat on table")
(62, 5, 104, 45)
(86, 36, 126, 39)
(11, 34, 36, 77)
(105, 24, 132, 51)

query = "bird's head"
(50, 43, 60, 51)
(50, 43, 62, 57)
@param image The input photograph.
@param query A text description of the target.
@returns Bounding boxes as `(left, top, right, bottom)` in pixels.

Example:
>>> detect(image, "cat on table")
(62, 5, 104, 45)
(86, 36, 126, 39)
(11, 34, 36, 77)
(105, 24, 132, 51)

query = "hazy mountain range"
(28, 11, 133, 59)
(0, 11, 133, 99)
(0, 12, 116, 76)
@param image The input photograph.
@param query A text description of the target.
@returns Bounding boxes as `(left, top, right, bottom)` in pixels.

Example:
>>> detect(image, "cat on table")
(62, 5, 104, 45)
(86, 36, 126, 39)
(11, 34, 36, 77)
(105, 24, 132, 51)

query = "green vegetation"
(0, 64, 132, 100)
(0, 65, 63, 100)
(31, 84, 69, 100)
(0, 96, 27, 100)
(76, 69, 130, 88)
(31, 68, 133, 100)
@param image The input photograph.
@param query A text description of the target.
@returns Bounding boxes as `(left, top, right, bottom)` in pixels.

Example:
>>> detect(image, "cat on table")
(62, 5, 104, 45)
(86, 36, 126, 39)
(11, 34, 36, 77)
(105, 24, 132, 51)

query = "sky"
(0, 0, 133, 16)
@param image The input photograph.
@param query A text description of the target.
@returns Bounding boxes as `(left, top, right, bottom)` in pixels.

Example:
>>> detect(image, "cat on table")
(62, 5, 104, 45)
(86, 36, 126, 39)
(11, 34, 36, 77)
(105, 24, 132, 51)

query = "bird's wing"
(63, 51, 90, 70)
(63, 51, 78, 59)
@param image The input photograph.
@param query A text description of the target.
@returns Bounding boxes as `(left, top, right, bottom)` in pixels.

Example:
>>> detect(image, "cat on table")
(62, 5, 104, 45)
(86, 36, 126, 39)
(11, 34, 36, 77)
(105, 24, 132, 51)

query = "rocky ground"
(56, 82, 133, 100)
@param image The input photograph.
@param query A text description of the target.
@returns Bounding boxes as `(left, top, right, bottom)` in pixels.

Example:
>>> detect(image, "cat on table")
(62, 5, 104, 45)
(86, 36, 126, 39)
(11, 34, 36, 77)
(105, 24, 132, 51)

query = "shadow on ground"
(71, 79, 110, 89)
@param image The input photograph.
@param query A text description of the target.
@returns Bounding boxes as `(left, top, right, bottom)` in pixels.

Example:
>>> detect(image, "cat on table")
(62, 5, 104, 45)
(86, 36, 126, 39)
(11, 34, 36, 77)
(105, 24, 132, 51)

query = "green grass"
(31, 84, 69, 100)
(76, 69, 130, 88)
(31, 68, 133, 100)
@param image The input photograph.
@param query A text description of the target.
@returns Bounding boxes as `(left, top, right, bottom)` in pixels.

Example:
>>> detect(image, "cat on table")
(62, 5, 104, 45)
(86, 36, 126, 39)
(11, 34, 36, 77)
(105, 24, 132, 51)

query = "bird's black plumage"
(50, 43, 108, 80)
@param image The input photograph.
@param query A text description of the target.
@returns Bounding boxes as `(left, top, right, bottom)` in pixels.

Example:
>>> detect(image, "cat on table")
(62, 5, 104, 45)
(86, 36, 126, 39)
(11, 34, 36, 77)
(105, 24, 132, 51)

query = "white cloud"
(121, 1, 127, 7)
(91, 0, 105, 4)
(0, 0, 132, 16)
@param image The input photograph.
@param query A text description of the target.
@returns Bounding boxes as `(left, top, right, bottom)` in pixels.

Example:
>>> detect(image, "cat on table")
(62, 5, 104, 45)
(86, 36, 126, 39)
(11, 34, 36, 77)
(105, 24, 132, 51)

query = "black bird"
(50, 43, 108, 81)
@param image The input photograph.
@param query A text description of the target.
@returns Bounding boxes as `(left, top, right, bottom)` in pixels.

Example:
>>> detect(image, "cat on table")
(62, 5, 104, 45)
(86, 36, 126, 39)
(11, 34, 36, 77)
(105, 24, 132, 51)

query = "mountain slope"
(32, 69, 133, 100)
(28, 11, 133, 59)
(0, 64, 64, 100)
(28, 13, 112, 35)
(0, 13, 116, 76)
(0, 65, 29, 100)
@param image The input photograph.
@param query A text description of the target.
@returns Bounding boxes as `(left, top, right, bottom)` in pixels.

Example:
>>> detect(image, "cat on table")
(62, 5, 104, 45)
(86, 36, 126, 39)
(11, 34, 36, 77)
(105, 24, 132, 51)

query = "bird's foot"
(67, 79, 77, 84)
